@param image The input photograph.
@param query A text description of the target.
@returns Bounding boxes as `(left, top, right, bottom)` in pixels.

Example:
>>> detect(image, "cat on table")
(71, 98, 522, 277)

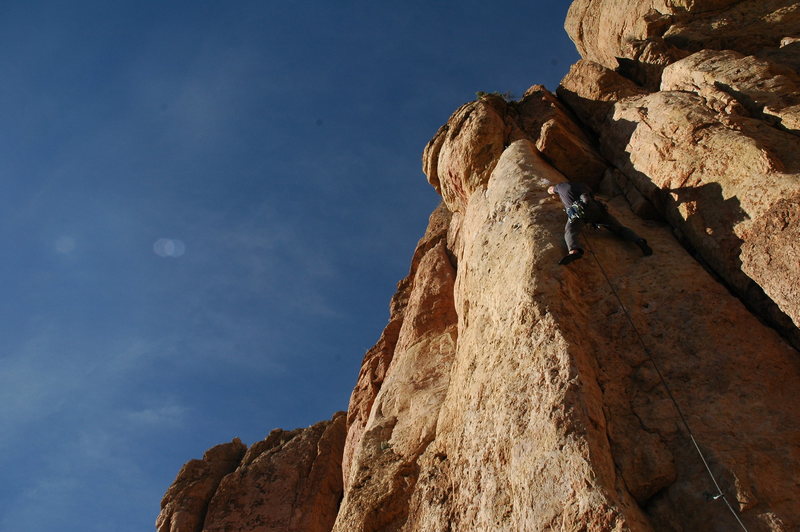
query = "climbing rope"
(582, 234, 749, 532)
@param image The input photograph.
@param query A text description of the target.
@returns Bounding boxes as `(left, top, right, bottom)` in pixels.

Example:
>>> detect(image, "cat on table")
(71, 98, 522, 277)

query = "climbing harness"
(582, 234, 749, 532)
(565, 200, 586, 222)
(566, 194, 608, 225)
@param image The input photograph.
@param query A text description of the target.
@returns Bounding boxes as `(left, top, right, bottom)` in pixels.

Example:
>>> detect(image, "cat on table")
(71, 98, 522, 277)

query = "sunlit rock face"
(339, 203, 455, 499)
(156, 413, 345, 532)
(159, 2, 800, 531)
(565, 0, 800, 89)
(334, 0, 800, 528)
(334, 205, 459, 532)
(422, 88, 607, 213)
(339, 140, 800, 530)
(157, 439, 246, 532)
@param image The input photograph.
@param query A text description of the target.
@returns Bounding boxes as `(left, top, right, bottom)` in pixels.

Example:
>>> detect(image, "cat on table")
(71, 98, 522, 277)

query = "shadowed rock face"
(158, 2, 800, 531)
(559, 44, 800, 340)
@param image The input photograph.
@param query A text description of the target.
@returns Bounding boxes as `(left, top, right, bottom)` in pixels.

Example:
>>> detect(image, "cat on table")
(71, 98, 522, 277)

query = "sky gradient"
(0, 2, 580, 530)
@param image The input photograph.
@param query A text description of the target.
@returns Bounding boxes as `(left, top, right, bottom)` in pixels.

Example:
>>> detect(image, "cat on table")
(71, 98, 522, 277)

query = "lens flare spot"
(153, 238, 186, 258)
(55, 236, 77, 254)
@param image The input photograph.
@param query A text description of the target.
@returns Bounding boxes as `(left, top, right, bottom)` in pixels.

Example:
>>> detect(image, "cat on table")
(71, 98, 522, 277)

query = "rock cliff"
(157, 414, 346, 532)
(158, 1, 800, 530)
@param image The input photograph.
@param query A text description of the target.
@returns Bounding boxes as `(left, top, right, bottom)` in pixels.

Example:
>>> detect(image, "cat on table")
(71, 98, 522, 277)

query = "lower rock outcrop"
(157, 439, 246, 532)
(157, 413, 345, 532)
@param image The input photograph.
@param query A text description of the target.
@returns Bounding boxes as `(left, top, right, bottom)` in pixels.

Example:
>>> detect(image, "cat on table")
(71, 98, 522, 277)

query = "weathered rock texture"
(423, 87, 607, 213)
(565, 0, 800, 89)
(340, 203, 455, 494)
(559, 2, 800, 338)
(335, 206, 458, 531)
(339, 136, 800, 530)
(157, 439, 246, 532)
(159, 2, 800, 531)
(157, 413, 345, 532)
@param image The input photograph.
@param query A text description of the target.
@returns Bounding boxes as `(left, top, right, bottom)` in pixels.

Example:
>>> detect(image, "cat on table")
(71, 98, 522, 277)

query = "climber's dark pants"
(565, 211, 642, 252)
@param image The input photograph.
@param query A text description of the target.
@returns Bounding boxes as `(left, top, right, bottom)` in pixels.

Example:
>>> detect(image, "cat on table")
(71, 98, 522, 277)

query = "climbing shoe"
(559, 249, 584, 265)
(637, 239, 653, 256)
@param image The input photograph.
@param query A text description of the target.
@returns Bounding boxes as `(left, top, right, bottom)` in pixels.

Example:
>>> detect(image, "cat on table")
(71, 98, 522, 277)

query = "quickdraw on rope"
(582, 234, 749, 532)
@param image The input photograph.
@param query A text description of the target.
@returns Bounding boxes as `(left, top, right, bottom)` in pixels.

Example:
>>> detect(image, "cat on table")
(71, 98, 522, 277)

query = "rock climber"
(547, 181, 652, 265)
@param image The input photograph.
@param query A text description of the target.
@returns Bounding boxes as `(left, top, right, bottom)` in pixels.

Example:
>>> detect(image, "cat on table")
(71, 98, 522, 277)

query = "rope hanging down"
(582, 234, 749, 532)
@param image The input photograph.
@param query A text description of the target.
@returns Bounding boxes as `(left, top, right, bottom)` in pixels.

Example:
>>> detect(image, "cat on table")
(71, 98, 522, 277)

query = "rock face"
(565, 0, 800, 89)
(338, 137, 800, 530)
(559, 3, 800, 339)
(157, 439, 246, 532)
(158, 2, 800, 531)
(422, 88, 607, 213)
(335, 207, 458, 531)
(157, 413, 346, 532)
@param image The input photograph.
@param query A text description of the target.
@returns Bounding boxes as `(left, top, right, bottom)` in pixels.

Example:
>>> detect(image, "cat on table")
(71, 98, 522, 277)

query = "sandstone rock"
(740, 194, 800, 338)
(156, 414, 346, 532)
(558, 60, 649, 131)
(760, 35, 800, 72)
(341, 203, 453, 489)
(661, 49, 800, 133)
(158, 5, 800, 531)
(405, 141, 654, 531)
(423, 88, 608, 212)
(663, 1, 800, 57)
(600, 167, 661, 220)
(564, 0, 693, 87)
(334, 218, 458, 531)
(561, 57, 800, 337)
(632, 91, 799, 332)
(156, 439, 246, 532)
(565, 0, 678, 71)
(422, 96, 515, 212)
(339, 316, 403, 495)
(202, 413, 346, 532)
(401, 140, 800, 530)
(618, 37, 691, 90)
(517, 85, 608, 188)
(565, 0, 800, 88)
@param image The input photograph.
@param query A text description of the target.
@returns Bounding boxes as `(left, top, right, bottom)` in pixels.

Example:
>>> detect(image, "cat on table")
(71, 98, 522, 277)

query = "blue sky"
(0, 2, 579, 530)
